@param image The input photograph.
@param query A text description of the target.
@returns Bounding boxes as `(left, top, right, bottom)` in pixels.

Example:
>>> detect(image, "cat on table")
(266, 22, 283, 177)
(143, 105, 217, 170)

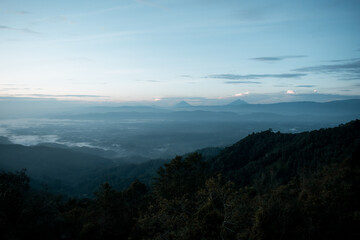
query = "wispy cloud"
(294, 59, 360, 80)
(1, 88, 31, 91)
(286, 90, 295, 94)
(224, 81, 261, 84)
(135, 0, 168, 11)
(43, 94, 106, 98)
(234, 91, 250, 96)
(250, 55, 307, 61)
(296, 85, 316, 88)
(35, 30, 141, 43)
(72, 5, 132, 17)
(17, 10, 31, 15)
(0, 25, 39, 34)
(326, 58, 360, 63)
(6, 94, 107, 98)
(30, 5, 132, 25)
(30, 15, 75, 26)
(137, 79, 161, 82)
(207, 73, 306, 80)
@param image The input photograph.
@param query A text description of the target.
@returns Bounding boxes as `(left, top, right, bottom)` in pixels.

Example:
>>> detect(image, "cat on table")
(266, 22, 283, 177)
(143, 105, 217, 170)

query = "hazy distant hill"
(227, 99, 248, 105)
(0, 136, 12, 144)
(174, 100, 192, 108)
(167, 110, 240, 121)
(37, 142, 118, 159)
(0, 144, 114, 185)
(220, 99, 360, 115)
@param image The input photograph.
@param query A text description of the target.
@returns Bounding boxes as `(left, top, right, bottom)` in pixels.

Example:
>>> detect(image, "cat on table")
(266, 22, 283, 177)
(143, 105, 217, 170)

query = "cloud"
(296, 85, 316, 88)
(30, 15, 76, 26)
(17, 11, 30, 15)
(282, 93, 360, 102)
(137, 79, 161, 82)
(35, 30, 140, 43)
(235, 3, 281, 23)
(249, 93, 360, 104)
(286, 90, 295, 94)
(235, 91, 250, 97)
(135, 0, 168, 10)
(29, 4, 133, 26)
(294, 59, 360, 80)
(0, 25, 39, 34)
(5, 94, 107, 98)
(1, 88, 31, 91)
(250, 55, 307, 61)
(59, 95, 106, 98)
(326, 58, 360, 63)
(42, 94, 106, 98)
(224, 81, 261, 84)
(207, 73, 306, 80)
(273, 84, 290, 87)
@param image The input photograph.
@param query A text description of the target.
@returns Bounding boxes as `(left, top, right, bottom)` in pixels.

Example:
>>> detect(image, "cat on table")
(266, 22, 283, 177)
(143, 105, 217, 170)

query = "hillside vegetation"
(1, 120, 359, 239)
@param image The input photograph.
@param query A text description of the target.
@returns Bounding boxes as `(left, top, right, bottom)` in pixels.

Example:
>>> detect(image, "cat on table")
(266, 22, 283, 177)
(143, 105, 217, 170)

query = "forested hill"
(210, 119, 360, 188)
(1, 120, 359, 239)
(0, 144, 114, 183)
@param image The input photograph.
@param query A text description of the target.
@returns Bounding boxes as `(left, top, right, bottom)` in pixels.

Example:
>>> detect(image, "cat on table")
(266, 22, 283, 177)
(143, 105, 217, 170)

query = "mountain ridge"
(174, 100, 192, 108)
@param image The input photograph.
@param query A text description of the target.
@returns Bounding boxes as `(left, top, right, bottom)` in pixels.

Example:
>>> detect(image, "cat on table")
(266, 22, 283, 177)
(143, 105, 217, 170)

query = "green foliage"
(0, 169, 63, 240)
(211, 120, 360, 190)
(153, 153, 207, 199)
(0, 169, 29, 239)
(250, 160, 360, 240)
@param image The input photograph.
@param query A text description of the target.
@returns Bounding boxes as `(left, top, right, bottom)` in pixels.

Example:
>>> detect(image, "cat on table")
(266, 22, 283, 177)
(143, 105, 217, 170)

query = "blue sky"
(0, 0, 359, 105)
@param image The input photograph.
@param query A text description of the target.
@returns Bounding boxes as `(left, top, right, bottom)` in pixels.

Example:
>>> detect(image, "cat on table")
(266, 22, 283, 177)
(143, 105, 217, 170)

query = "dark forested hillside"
(0, 143, 170, 196)
(0, 144, 115, 194)
(1, 120, 359, 239)
(211, 120, 360, 188)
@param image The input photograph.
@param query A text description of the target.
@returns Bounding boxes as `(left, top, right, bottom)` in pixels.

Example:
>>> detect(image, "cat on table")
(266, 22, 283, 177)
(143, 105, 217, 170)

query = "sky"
(0, 0, 359, 105)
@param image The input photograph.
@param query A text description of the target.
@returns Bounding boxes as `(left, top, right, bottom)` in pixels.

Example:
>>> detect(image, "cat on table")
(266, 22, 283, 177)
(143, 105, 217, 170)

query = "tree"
(0, 169, 29, 239)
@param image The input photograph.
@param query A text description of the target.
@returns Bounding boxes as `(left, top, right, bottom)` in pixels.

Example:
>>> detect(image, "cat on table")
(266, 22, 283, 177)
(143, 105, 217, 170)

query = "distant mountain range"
(1, 97, 359, 120)
(55, 99, 360, 124)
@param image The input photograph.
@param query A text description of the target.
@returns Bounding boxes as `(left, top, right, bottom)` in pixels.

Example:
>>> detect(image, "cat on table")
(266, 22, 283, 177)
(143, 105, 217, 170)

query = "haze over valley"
(1, 99, 359, 161)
